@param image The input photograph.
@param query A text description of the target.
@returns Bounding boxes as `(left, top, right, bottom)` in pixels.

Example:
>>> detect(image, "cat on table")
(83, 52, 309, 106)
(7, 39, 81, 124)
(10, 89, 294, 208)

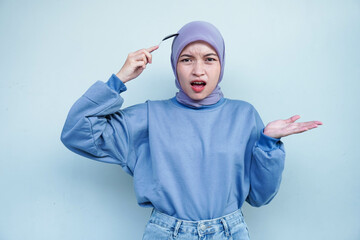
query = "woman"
(61, 21, 322, 239)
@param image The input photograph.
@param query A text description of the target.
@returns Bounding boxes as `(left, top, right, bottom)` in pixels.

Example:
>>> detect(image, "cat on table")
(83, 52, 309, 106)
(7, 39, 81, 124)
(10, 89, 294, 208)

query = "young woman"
(61, 21, 322, 240)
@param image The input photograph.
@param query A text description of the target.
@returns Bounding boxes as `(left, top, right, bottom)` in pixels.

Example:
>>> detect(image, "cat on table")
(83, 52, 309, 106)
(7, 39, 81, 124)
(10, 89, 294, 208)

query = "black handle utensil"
(158, 33, 179, 47)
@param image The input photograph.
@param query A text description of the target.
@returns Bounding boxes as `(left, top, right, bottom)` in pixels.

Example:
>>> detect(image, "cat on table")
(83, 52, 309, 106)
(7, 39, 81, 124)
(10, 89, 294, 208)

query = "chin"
(188, 93, 208, 101)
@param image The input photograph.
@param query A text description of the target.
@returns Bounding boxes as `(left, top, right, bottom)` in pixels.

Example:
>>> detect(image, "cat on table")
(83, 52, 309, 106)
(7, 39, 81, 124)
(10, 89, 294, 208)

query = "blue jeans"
(142, 208, 250, 240)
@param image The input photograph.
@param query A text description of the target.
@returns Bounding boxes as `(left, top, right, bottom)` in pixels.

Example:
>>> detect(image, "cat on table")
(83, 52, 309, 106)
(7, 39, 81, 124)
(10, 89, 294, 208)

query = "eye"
(180, 58, 191, 63)
(206, 58, 216, 62)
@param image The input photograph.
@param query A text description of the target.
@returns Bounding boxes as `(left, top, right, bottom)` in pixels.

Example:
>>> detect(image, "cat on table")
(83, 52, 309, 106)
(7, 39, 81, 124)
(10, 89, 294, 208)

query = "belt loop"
(220, 218, 231, 237)
(173, 220, 182, 238)
(197, 222, 203, 238)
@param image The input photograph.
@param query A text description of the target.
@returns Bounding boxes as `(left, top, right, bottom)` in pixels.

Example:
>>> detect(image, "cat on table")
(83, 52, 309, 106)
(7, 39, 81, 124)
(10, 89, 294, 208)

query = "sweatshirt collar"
(170, 96, 226, 110)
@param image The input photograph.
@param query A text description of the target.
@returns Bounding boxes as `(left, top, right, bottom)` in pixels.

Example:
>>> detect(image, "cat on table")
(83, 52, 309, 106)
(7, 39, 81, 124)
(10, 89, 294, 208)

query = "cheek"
(208, 66, 221, 85)
(176, 66, 186, 88)
(176, 66, 189, 82)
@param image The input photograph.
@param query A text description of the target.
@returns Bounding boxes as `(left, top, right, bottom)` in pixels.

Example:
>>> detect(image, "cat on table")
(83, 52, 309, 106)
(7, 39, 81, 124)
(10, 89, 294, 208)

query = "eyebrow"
(179, 53, 218, 58)
(204, 53, 218, 57)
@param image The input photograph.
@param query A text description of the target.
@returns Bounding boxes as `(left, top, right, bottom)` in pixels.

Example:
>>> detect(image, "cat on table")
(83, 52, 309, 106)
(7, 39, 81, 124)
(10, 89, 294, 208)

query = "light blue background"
(1, 0, 359, 239)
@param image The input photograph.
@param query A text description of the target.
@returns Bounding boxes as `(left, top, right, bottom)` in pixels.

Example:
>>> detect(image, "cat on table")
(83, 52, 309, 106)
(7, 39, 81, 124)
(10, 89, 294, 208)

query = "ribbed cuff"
(256, 128, 282, 151)
(106, 74, 127, 93)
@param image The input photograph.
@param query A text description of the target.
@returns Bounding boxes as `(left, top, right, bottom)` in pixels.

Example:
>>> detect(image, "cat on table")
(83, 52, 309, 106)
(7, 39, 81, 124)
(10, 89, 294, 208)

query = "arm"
(60, 74, 135, 174)
(60, 45, 159, 175)
(246, 110, 323, 206)
(246, 109, 286, 207)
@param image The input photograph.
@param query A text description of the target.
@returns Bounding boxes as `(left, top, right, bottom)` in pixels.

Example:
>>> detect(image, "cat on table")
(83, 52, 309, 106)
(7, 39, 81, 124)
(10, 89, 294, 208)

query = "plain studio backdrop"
(0, 0, 359, 239)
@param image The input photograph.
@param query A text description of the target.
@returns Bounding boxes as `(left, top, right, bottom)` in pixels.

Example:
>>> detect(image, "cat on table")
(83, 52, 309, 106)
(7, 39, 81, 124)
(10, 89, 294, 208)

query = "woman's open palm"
(263, 115, 323, 139)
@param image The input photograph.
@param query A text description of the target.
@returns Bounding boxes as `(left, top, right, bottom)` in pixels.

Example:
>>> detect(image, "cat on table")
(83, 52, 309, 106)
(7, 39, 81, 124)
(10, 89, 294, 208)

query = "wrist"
(263, 129, 281, 139)
(115, 71, 129, 83)
(107, 74, 127, 93)
(257, 130, 282, 151)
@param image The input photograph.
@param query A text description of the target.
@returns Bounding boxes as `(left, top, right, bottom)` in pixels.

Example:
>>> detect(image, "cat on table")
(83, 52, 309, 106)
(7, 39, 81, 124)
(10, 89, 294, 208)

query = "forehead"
(180, 40, 218, 55)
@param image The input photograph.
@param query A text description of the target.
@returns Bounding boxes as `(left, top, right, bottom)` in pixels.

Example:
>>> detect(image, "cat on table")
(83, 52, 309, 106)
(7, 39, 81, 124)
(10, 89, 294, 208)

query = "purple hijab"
(171, 21, 225, 108)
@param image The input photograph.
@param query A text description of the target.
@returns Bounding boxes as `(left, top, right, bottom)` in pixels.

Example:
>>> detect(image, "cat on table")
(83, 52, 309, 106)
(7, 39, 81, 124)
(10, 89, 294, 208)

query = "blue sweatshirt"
(61, 74, 285, 221)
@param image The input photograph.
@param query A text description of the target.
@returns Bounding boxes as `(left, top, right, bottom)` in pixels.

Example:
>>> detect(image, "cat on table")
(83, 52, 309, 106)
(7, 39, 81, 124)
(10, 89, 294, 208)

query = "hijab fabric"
(171, 21, 226, 108)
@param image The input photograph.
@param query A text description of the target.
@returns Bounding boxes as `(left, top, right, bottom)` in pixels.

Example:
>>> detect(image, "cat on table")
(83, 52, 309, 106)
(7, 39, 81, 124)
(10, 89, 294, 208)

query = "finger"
(132, 48, 149, 57)
(133, 49, 152, 64)
(309, 121, 323, 126)
(296, 121, 318, 128)
(285, 115, 301, 123)
(290, 122, 319, 134)
(132, 50, 147, 61)
(299, 120, 323, 126)
(146, 45, 159, 53)
(142, 49, 153, 64)
(133, 60, 146, 69)
(141, 54, 147, 65)
(132, 53, 148, 67)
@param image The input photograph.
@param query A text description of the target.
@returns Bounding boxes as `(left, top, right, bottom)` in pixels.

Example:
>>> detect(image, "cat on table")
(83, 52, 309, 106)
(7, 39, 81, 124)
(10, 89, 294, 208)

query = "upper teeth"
(193, 82, 203, 84)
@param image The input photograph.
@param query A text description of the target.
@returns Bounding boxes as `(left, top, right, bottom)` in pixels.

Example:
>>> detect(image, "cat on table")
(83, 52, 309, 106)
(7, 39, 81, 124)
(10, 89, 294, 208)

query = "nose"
(192, 61, 205, 77)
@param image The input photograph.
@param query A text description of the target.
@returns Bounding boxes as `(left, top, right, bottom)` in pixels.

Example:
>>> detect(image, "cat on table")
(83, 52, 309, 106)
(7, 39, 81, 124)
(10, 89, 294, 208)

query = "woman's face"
(176, 41, 221, 101)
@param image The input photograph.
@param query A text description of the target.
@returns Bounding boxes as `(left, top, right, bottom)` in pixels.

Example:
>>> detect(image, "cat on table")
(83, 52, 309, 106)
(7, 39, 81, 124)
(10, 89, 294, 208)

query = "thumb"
(286, 115, 301, 123)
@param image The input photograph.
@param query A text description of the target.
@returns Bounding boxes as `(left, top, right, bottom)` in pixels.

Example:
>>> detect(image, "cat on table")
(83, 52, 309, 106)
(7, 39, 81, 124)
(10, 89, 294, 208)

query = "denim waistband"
(148, 208, 245, 238)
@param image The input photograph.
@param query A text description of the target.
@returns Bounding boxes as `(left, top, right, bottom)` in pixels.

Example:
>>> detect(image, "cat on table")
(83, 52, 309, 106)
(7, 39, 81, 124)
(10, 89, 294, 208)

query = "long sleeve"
(246, 109, 286, 207)
(60, 74, 144, 176)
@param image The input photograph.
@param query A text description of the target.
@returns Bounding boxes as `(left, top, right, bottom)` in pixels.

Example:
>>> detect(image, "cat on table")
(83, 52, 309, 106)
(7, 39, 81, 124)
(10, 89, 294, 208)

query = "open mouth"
(190, 80, 206, 93)
(191, 81, 206, 86)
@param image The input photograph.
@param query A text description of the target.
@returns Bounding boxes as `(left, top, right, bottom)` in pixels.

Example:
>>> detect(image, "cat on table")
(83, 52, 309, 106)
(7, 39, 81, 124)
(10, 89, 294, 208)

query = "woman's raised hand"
(116, 45, 159, 83)
(263, 115, 323, 139)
